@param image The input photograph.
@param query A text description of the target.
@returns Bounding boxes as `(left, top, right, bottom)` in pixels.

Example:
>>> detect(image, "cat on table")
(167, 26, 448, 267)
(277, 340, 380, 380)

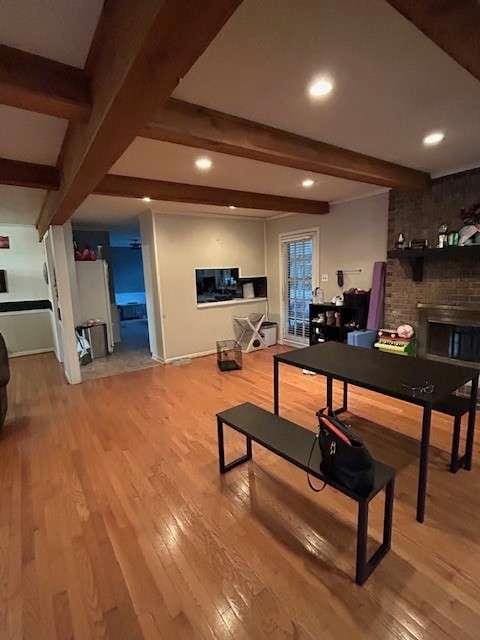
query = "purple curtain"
(367, 261, 386, 331)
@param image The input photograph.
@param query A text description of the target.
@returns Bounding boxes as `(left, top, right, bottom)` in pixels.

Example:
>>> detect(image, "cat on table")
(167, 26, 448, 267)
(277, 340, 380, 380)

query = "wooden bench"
(433, 394, 472, 473)
(216, 402, 395, 585)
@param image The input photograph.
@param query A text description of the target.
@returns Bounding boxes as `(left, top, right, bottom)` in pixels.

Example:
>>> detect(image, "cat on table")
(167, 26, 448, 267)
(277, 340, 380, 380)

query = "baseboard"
(147, 346, 284, 365)
(278, 338, 307, 348)
(65, 369, 82, 385)
(8, 347, 54, 358)
(164, 348, 217, 364)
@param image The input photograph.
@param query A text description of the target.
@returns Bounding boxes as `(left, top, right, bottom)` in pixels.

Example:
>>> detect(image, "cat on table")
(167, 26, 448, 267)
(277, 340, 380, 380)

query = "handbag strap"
(306, 426, 327, 493)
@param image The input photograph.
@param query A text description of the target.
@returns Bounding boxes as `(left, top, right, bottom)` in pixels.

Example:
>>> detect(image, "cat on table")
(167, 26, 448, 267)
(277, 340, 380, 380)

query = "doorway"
(280, 229, 319, 346)
(73, 225, 158, 380)
(109, 232, 149, 353)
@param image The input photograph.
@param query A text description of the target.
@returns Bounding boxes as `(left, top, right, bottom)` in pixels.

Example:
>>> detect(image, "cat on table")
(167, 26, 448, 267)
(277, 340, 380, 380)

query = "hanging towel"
(367, 261, 386, 331)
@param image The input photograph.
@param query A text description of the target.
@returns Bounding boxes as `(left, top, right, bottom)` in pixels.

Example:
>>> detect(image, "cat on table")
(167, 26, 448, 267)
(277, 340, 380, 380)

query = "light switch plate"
(321, 273, 328, 282)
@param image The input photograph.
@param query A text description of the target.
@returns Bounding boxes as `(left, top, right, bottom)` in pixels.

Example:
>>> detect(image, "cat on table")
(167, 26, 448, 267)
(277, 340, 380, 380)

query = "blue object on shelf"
(347, 330, 377, 349)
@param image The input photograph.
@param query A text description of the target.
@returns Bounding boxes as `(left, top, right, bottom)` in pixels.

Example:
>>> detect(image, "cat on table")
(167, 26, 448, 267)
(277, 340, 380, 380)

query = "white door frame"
(50, 223, 82, 384)
(43, 230, 63, 363)
(140, 210, 167, 362)
(278, 227, 320, 347)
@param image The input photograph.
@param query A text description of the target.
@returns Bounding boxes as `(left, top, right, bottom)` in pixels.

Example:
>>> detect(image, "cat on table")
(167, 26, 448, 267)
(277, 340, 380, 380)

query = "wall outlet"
(321, 273, 328, 282)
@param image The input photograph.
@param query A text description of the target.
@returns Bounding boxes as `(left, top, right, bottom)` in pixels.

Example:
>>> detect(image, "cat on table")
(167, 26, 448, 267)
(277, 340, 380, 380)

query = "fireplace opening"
(428, 322, 480, 363)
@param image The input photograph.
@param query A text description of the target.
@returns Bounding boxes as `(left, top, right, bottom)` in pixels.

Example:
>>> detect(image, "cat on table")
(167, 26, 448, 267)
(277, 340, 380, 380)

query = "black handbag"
(316, 408, 375, 495)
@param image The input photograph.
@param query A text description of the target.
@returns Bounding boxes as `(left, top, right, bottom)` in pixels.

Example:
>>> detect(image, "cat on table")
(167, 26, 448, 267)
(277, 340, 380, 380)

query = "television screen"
(195, 268, 241, 304)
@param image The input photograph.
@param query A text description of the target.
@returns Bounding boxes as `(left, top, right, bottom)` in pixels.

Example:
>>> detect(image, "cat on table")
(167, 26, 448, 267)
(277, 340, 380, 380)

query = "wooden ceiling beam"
(0, 157, 327, 215)
(1, 42, 428, 192)
(0, 44, 91, 122)
(142, 98, 430, 190)
(96, 174, 329, 215)
(386, 1, 480, 84)
(36, 0, 243, 237)
(0, 157, 59, 190)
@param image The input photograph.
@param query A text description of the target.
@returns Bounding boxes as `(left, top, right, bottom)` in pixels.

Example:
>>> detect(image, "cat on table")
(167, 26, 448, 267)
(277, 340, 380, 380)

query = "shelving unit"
(309, 301, 369, 346)
(387, 245, 480, 282)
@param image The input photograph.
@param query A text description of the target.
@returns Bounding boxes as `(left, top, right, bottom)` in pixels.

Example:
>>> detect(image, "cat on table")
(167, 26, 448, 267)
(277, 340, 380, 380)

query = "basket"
(216, 340, 242, 372)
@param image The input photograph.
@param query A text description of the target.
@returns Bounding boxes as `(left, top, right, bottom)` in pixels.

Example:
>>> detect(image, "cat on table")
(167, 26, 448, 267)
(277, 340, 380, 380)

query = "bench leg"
(217, 417, 252, 474)
(355, 477, 394, 585)
(450, 415, 466, 473)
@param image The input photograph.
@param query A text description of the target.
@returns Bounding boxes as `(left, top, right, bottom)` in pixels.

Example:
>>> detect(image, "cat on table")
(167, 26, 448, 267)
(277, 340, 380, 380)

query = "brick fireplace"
(385, 167, 480, 344)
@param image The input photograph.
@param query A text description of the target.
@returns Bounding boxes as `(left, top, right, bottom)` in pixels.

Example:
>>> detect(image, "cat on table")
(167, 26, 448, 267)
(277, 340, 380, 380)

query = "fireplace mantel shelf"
(387, 245, 480, 282)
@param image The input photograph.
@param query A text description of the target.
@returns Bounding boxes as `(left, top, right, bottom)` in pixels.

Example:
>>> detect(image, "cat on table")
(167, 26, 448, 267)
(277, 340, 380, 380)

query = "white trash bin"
(261, 322, 277, 347)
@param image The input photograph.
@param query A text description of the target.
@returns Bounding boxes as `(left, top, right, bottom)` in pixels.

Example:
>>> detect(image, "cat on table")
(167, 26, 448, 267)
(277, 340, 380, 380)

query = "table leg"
(465, 372, 479, 471)
(325, 378, 348, 416)
(327, 376, 333, 416)
(343, 382, 348, 413)
(274, 357, 279, 416)
(417, 405, 432, 523)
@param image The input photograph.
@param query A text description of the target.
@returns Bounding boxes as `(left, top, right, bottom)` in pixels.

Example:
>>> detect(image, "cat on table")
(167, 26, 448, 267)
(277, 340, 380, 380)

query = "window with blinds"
(282, 236, 313, 343)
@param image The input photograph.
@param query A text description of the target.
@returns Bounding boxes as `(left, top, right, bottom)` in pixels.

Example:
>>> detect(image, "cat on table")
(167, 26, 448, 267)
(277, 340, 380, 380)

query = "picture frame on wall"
(0, 236, 10, 249)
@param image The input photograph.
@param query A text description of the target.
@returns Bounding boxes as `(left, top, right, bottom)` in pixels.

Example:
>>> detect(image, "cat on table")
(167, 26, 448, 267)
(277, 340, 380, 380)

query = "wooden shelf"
(387, 245, 480, 281)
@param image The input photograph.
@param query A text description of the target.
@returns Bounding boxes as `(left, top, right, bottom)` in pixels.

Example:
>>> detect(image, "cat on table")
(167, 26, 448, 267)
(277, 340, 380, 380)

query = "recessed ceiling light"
(142, 196, 151, 202)
(195, 156, 213, 171)
(302, 178, 315, 188)
(423, 131, 445, 146)
(308, 76, 333, 99)
(228, 205, 236, 210)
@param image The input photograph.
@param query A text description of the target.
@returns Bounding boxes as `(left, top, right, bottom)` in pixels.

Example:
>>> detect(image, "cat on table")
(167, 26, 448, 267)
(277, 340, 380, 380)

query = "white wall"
(0, 224, 54, 356)
(153, 213, 266, 360)
(0, 311, 54, 356)
(265, 192, 389, 324)
(0, 224, 48, 302)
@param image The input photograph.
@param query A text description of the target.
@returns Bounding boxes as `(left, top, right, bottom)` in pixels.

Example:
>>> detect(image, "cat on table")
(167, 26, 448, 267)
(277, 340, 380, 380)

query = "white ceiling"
(0, 0, 102, 219)
(174, 0, 480, 175)
(72, 194, 281, 227)
(0, 0, 103, 67)
(0, 106, 67, 165)
(110, 138, 379, 201)
(2, 0, 480, 227)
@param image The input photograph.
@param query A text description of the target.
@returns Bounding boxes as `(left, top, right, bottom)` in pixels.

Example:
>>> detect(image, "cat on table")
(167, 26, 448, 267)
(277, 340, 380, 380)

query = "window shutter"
(283, 236, 313, 341)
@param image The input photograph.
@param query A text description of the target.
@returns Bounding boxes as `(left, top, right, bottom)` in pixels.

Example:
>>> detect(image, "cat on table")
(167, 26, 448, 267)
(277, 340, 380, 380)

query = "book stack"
(374, 329, 415, 356)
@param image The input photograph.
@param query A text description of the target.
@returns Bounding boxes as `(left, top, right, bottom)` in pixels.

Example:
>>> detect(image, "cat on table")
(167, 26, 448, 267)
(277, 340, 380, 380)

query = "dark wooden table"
(274, 342, 479, 523)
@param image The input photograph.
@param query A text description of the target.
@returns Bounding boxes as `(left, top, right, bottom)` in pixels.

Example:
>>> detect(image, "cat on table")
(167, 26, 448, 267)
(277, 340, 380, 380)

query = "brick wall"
(385, 167, 480, 330)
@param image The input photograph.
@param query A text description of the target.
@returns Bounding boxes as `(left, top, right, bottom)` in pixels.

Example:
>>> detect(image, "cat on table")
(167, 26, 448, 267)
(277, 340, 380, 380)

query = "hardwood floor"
(1, 346, 480, 639)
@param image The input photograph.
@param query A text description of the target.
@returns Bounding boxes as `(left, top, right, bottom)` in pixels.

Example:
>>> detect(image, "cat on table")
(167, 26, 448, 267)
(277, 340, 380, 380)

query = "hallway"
(81, 319, 158, 381)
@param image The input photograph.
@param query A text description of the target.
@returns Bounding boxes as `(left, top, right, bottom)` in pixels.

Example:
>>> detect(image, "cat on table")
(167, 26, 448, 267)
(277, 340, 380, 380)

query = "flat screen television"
(195, 268, 241, 304)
